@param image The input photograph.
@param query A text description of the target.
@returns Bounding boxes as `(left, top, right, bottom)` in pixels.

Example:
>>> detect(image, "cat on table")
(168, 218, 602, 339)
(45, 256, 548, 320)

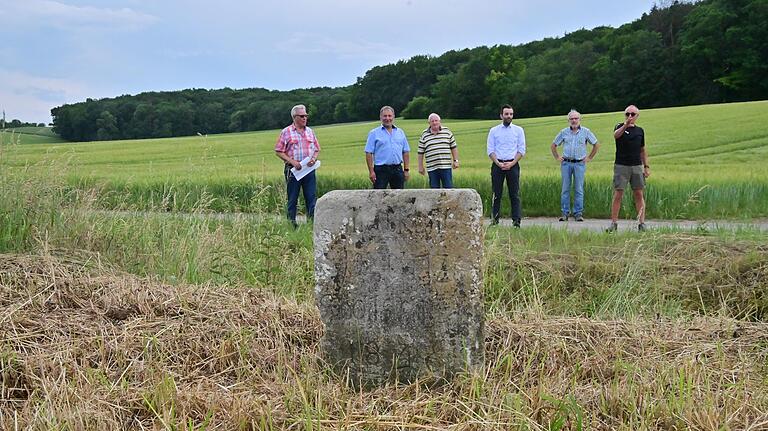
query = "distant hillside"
(1, 127, 65, 145)
(51, 0, 767, 142)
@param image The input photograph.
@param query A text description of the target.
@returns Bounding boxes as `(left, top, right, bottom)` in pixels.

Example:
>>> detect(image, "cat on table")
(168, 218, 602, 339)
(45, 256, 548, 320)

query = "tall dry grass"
(2, 253, 768, 430)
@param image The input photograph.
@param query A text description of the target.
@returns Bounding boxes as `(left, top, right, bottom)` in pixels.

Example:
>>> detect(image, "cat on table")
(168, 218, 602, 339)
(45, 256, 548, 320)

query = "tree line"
(51, 0, 767, 142)
(1, 119, 47, 129)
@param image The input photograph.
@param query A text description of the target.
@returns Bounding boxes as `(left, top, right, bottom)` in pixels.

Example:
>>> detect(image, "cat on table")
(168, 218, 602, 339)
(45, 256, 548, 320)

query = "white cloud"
(0, 68, 89, 123)
(8, 0, 158, 30)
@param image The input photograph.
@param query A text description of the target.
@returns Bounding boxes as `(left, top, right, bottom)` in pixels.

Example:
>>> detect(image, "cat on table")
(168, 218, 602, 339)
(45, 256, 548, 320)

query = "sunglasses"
(625, 112, 637, 117)
(295, 114, 308, 118)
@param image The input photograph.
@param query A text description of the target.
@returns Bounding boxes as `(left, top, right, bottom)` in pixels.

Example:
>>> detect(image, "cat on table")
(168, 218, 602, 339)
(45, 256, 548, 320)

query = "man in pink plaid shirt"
(275, 104, 320, 227)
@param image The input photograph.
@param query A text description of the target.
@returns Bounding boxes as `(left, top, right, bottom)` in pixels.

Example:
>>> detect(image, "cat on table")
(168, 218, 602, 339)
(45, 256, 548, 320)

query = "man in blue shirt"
(365, 106, 411, 189)
(487, 105, 526, 226)
(550, 110, 600, 222)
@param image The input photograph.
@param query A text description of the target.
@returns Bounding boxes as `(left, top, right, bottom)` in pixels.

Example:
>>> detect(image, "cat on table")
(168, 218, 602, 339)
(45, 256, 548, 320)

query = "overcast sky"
(1, 0, 659, 123)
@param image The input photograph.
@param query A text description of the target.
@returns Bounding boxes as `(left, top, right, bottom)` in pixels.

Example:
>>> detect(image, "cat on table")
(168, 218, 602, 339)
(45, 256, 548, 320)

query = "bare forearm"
(588, 143, 600, 159)
(614, 124, 628, 140)
(276, 151, 293, 164)
(640, 148, 649, 166)
(550, 144, 560, 159)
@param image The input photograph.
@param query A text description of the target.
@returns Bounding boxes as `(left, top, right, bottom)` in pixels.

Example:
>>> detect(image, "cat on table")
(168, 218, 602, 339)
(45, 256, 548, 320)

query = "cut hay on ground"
(2, 253, 767, 430)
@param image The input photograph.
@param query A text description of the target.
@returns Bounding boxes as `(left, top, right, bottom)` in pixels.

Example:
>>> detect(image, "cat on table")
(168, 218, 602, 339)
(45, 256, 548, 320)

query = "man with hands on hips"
(551, 109, 599, 222)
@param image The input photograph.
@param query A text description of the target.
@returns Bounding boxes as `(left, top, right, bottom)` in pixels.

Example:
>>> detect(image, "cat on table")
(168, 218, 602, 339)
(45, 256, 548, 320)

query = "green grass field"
(0, 126, 65, 145)
(2, 101, 768, 218)
(1, 159, 767, 429)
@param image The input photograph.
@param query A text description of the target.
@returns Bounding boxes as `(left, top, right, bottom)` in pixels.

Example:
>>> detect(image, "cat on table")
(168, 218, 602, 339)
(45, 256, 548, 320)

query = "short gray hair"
(428, 113, 441, 121)
(290, 104, 306, 118)
(380, 105, 395, 116)
(568, 109, 580, 119)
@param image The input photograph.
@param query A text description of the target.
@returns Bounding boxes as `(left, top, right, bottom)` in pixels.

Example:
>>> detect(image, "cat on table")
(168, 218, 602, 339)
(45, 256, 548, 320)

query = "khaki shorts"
(613, 164, 645, 190)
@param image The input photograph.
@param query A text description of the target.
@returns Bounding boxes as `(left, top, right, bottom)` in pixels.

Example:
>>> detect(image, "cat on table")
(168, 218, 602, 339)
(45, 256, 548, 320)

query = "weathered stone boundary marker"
(314, 189, 485, 387)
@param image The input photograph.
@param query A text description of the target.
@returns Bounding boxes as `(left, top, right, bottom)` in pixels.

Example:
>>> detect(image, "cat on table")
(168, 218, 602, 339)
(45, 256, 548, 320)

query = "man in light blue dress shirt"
(365, 106, 411, 189)
(550, 110, 600, 222)
(487, 105, 526, 226)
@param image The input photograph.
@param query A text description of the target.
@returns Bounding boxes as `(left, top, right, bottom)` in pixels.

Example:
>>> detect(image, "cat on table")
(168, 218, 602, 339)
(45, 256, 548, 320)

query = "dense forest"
(51, 0, 767, 142)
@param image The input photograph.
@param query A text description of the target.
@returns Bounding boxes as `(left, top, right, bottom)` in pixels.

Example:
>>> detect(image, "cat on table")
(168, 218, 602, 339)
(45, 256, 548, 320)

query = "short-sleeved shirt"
(552, 126, 598, 160)
(418, 127, 456, 172)
(487, 123, 526, 160)
(275, 124, 320, 162)
(365, 125, 410, 165)
(614, 123, 645, 166)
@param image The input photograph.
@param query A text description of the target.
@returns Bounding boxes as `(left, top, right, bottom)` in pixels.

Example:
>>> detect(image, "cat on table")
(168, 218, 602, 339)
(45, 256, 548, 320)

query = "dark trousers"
(428, 168, 453, 189)
(373, 164, 405, 189)
(284, 165, 317, 223)
(491, 162, 521, 222)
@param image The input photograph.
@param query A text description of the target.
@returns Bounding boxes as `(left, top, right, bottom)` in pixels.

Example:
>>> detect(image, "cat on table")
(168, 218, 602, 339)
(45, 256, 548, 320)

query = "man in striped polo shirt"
(275, 104, 320, 227)
(417, 113, 459, 188)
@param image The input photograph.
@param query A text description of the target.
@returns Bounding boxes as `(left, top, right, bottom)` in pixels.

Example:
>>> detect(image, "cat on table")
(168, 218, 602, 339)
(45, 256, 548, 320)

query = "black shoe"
(575, 215, 584, 222)
(513, 220, 521, 228)
(638, 223, 647, 232)
(559, 215, 568, 222)
(606, 222, 618, 232)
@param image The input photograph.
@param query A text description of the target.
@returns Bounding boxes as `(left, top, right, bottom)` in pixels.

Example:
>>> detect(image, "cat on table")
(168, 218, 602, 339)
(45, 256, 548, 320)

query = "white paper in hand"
(291, 157, 321, 180)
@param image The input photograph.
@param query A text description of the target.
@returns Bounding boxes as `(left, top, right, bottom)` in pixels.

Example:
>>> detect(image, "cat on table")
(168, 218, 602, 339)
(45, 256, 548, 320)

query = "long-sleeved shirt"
(487, 123, 526, 160)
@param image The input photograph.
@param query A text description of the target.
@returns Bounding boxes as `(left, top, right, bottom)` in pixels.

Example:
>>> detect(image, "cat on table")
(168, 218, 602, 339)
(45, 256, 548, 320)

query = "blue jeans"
(560, 160, 586, 216)
(427, 168, 453, 188)
(284, 165, 317, 223)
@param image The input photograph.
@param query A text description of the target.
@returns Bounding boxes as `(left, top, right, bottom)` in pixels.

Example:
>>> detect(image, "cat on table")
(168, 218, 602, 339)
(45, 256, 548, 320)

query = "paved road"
(492, 217, 768, 232)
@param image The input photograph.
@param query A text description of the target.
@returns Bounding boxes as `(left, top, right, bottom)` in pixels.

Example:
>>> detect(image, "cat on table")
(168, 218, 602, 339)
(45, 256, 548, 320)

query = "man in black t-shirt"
(607, 105, 650, 232)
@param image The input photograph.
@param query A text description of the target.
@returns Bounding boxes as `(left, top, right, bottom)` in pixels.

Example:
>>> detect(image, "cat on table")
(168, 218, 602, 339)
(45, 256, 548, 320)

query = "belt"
(497, 159, 515, 162)
(376, 164, 402, 168)
(563, 158, 584, 163)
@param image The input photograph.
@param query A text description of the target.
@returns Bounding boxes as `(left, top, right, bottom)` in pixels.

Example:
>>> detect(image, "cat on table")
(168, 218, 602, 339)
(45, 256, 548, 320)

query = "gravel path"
(492, 217, 768, 232)
(98, 210, 768, 233)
